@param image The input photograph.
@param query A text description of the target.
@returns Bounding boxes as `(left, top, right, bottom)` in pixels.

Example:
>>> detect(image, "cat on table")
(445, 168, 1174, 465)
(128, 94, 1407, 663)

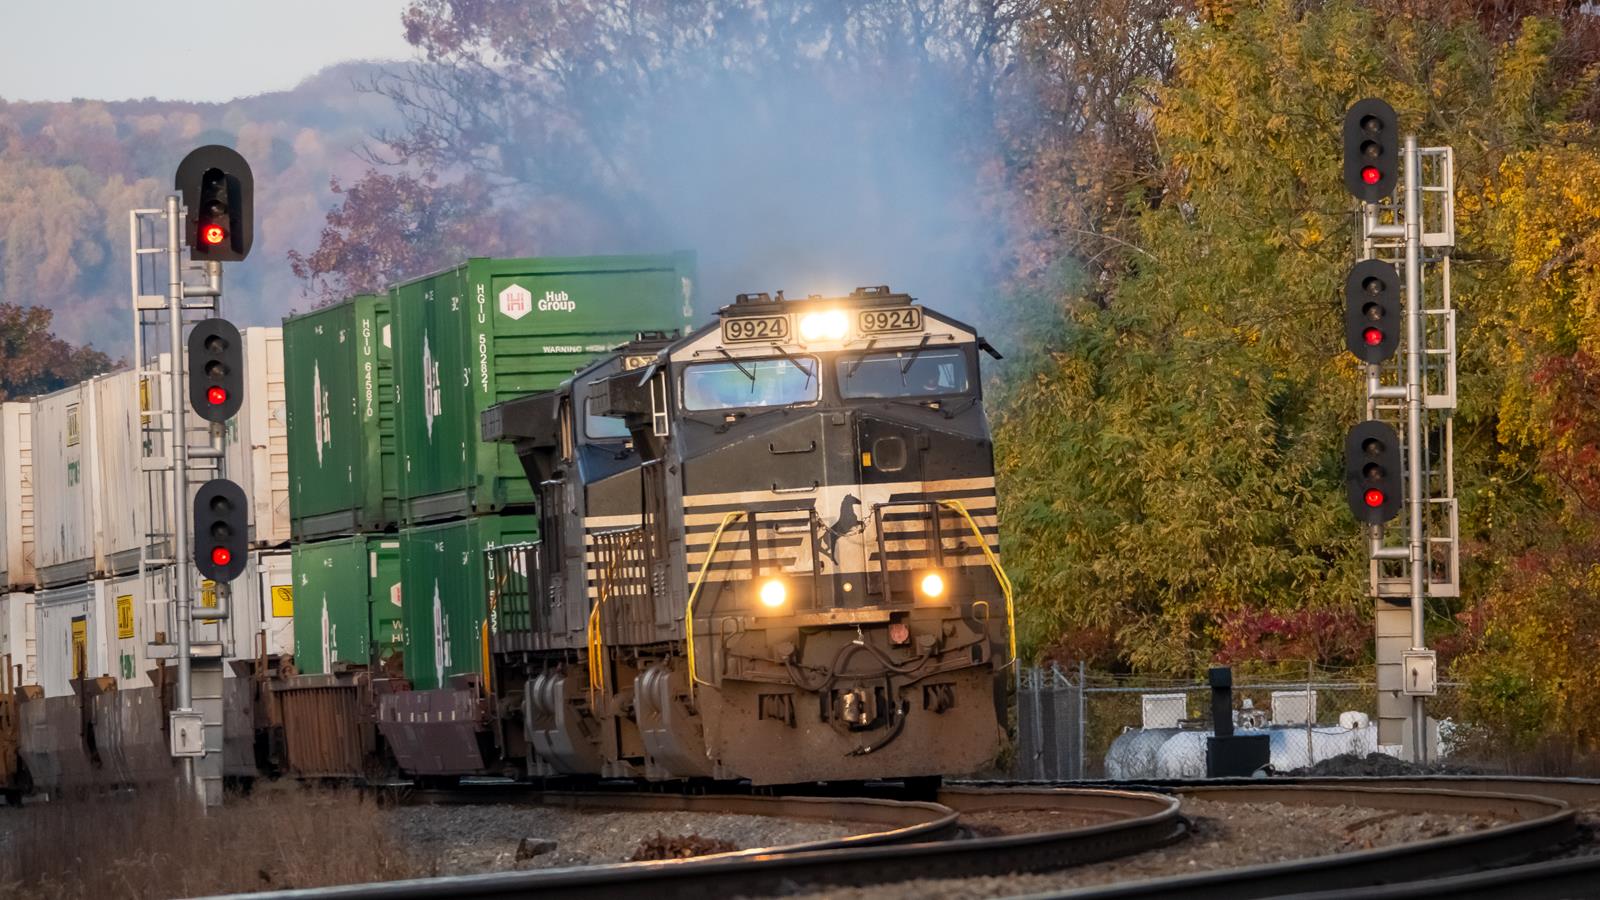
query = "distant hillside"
(0, 61, 403, 355)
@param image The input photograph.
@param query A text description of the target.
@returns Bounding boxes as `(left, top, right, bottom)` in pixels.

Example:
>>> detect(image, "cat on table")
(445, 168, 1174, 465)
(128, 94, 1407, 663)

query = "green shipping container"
(393, 254, 694, 523)
(284, 293, 401, 539)
(400, 514, 538, 690)
(291, 535, 403, 674)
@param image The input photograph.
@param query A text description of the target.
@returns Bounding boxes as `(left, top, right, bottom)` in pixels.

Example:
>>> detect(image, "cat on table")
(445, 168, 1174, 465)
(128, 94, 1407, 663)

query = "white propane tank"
(1105, 727, 1180, 780)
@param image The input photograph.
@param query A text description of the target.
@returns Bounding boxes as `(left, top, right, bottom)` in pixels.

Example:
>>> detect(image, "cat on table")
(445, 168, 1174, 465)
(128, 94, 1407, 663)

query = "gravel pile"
(388, 804, 867, 875)
(767, 797, 1506, 900)
(1284, 752, 1490, 777)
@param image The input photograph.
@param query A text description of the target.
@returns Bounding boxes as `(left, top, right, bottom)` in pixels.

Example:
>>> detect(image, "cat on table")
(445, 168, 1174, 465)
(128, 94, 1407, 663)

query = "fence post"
(1076, 660, 1087, 779)
(1306, 661, 1315, 769)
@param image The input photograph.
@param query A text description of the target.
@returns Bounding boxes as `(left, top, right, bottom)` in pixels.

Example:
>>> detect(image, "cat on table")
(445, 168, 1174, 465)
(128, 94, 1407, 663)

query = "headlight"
(798, 310, 849, 343)
(759, 578, 787, 608)
(919, 572, 945, 599)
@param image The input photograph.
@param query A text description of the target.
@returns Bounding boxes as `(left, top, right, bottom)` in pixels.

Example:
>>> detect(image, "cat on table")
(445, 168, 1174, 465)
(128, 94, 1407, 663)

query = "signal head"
(1343, 98, 1398, 202)
(1345, 421, 1403, 524)
(193, 478, 247, 582)
(175, 145, 253, 261)
(187, 318, 243, 422)
(1345, 259, 1401, 364)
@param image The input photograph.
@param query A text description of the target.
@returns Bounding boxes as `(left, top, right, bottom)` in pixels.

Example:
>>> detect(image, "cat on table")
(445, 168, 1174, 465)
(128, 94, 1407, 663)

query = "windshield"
(838, 348, 970, 399)
(681, 357, 819, 411)
(584, 395, 630, 439)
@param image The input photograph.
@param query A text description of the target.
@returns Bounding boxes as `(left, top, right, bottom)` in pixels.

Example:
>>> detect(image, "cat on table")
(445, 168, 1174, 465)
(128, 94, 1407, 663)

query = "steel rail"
(1272, 853, 1600, 900)
(397, 785, 963, 851)
(982, 774, 1600, 807)
(1004, 784, 1577, 900)
(202, 787, 1184, 900)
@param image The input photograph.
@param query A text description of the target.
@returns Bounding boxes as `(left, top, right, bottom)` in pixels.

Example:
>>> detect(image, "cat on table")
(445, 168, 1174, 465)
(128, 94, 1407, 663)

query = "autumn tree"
(0, 303, 113, 400)
(288, 169, 538, 306)
(995, 1, 1600, 684)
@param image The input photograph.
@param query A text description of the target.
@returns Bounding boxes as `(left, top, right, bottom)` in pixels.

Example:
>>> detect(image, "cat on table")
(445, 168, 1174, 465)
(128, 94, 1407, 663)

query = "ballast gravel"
(387, 803, 869, 874)
(768, 798, 1506, 900)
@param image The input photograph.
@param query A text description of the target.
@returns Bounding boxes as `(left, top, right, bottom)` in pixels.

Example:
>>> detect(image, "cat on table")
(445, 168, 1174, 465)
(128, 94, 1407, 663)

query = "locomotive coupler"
(840, 688, 872, 726)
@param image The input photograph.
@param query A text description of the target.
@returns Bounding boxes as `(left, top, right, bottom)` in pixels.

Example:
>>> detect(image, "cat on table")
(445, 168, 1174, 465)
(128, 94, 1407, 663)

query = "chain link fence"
(1013, 664, 1465, 780)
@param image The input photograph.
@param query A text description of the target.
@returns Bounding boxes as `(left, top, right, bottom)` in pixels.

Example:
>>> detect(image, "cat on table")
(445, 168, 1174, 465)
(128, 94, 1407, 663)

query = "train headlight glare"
(920, 572, 945, 598)
(759, 578, 787, 608)
(798, 310, 849, 343)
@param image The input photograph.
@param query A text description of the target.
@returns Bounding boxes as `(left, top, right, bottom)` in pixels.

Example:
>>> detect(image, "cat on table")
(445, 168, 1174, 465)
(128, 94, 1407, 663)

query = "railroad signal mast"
(128, 145, 253, 806)
(1341, 99, 1459, 762)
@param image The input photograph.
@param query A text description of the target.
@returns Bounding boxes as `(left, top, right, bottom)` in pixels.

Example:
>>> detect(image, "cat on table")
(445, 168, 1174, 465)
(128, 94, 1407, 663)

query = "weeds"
(0, 782, 418, 898)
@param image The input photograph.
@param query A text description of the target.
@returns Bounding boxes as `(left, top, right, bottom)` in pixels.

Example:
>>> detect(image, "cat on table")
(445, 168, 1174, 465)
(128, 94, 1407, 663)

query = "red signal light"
(201, 224, 226, 245)
(206, 386, 228, 406)
(1364, 489, 1385, 508)
(211, 546, 231, 567)
(1363, 327, 1383, 346)
(1361, 166, 1381, 185)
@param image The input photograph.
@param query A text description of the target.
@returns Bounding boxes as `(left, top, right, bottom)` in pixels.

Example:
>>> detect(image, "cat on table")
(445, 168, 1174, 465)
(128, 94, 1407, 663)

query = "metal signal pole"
(1345, 100, 1455, 763)
(1402, 136, 1428, 761)
(131, 148, 250, 806)
(164, 194, 197, 795)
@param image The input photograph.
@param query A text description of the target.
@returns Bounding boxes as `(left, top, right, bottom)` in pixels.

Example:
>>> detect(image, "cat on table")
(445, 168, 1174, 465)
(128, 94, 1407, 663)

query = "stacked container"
(25, 325, 292, 695)
(228, 327, 292, 550)
(32, 382, 101, 587)
(0, 592, 34, 685)
(96, 369, 169, 575)
(389, 255, 694, 692)
(284, 255, 695, 686)
(35, 581, 111, 697)
(392, 254, 695, 522)
(0, 402, 34, 591)
(191, 551, 294, 661)
(283, 295, 403, 675)
(285, 294, 400, 540)
(0, 402, 37, 684)
(290, 535, 402, 674)
(398, 514, 537, 690)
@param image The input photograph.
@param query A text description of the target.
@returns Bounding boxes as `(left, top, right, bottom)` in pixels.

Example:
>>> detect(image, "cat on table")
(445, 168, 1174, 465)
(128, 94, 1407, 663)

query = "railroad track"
(207, 785, 1184, 899)
(1006, 783, 1578, 899)
(211, 777, 1598, 900)
(990, 774, 1600, 807)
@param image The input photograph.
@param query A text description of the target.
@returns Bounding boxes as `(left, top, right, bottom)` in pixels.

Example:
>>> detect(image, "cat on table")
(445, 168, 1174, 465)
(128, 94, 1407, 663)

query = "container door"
(258, 552, 294, 658)
(370, 540, 403, 671)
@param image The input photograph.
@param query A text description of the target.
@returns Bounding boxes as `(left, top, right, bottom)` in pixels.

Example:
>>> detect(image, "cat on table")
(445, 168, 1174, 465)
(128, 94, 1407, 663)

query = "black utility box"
(1206, 734, 1270, 777)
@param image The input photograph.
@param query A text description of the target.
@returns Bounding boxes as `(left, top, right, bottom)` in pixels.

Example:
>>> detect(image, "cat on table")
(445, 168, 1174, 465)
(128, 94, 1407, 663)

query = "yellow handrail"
(685, 511, 747, 701)
(938, 498, 1016, 667)
(586, 547, 627, 704)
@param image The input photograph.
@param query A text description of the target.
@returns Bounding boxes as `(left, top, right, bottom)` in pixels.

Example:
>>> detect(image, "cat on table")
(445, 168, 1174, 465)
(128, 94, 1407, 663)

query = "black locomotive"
(484, 286, 1011, 783)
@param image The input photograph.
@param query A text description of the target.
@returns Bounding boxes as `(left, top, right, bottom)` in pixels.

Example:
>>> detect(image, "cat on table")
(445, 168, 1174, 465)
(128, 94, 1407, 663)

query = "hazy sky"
(0, 0, 415, 102)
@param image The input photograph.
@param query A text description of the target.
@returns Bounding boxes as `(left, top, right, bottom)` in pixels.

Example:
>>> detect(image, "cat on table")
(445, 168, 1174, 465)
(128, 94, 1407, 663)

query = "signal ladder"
(1359, 146, 1460, 600)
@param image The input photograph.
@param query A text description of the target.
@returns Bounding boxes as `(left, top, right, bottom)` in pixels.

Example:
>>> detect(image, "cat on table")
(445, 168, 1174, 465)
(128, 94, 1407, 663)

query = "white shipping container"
(225, 328, 290, 548)
(192, 549, 294, 666)
(32, 383, 103, 586)
(35, 581, 112, 697)
(104, 568, 173, 690)
(0, 591, 36, 685)
(0, 403, 35, 589)
(97, 370, 173, 576)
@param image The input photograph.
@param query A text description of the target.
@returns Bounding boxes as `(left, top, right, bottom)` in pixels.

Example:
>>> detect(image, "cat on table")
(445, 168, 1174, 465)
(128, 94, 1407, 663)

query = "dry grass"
(0, 782, 420, 898)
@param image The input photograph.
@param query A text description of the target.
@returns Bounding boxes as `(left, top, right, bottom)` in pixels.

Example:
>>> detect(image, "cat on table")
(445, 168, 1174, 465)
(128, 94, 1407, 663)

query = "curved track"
(206, 787, 1184, 900)
(200, 778, 1600, 900)
(1006, 783, 1577, 899)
